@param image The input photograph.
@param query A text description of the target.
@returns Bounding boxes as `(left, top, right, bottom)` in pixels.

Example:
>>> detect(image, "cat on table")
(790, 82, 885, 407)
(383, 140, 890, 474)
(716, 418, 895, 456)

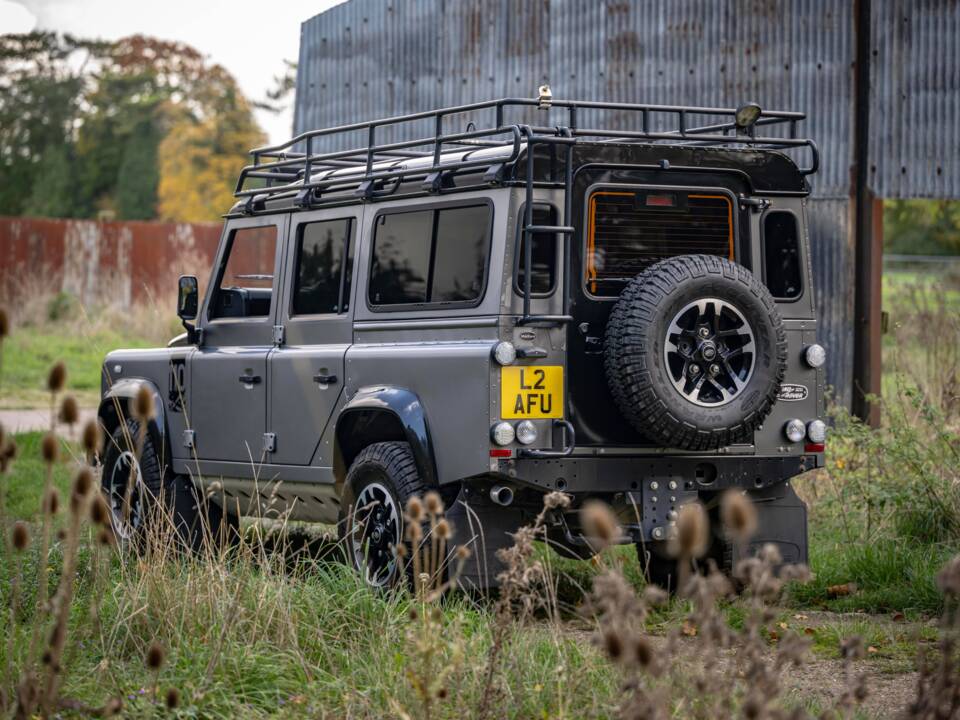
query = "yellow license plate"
(501, 366, 564, 419)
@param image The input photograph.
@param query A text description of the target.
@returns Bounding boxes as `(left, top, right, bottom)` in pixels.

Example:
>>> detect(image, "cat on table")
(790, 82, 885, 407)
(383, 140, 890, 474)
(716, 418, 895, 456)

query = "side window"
(210, 226, 277, 319)
(515, 204, 558, 296)
(763, 211, 803, 300)
(292, 218, 354, 315)
(369, 204, 491, 308)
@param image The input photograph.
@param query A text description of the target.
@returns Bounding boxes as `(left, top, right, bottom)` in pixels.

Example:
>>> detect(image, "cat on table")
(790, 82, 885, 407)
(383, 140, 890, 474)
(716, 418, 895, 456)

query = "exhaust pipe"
(489, 485, 514, 506)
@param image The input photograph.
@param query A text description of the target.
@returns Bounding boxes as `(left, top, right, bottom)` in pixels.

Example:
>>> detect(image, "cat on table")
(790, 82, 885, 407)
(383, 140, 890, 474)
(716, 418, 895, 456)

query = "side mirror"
(177, 275, 199, 321)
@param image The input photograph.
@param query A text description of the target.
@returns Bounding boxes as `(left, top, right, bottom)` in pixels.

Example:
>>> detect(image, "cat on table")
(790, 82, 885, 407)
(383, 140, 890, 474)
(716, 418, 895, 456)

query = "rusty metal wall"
(0, 216, 222, 309)
(870, 0, 960, 199)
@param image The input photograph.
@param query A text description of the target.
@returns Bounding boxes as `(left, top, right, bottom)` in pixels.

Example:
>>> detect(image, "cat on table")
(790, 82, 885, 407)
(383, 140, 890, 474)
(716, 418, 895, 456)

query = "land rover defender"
(96, 93, 826, 588)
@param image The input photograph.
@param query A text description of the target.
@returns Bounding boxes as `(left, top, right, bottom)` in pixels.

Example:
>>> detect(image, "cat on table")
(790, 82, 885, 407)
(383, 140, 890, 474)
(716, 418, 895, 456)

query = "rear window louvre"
(586, 190, 734, 296)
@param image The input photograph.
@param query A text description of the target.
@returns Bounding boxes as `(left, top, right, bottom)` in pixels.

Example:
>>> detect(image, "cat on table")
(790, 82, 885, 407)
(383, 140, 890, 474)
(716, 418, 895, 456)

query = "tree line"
(0, 32, 290, 223)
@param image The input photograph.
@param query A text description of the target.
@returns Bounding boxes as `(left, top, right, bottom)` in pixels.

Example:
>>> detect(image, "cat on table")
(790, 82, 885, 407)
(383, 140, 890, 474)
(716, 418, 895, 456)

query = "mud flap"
(733, 481, 808, 566)
(445, 489, 525, 590)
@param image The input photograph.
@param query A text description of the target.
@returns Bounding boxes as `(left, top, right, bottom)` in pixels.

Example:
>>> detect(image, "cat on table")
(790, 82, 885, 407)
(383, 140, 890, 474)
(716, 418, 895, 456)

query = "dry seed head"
(44, 487, 60, 515)
(394, 542, 408, 559)
(456, 545, 472, 560)
(97, 528, 114, 547)
(0, 307, 8, 338)
(424, 490, 443, 515)
(405, 520, 422, 542)
(634, 636, 654, 668)
(56, 528, 67, 541)
(90, 494, 110, 526)
(408, 607, 418, 622)
(47, 361, 67, 394)
(11, 521, 29, 551)
(543, 490, 572, 510)
(602, 629, 624, 662)
(581, 501, 619, 547)
(720, 490, 757, 543)
(105, 697, 123, 716)
(165, 688, 180, 709)
(58, 395, 79, 426)
(41, 432, 59, 464)
(406, 496, 424, 523)
(73, 467, 93, 497)
(133, 385, 155, 421)
(145, 641, 166, 670)
(81, 420, 101, 454)
(669, 502, 709, 559)
(434, 518, 452, 540)
(436, 687, 448, 700)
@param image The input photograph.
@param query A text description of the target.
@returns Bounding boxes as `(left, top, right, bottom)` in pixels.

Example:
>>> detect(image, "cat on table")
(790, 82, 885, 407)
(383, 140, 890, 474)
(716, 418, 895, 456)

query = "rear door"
(267, 208, 360, 465)
(191, 214, 286, 463)
(570, 179, 745, 446)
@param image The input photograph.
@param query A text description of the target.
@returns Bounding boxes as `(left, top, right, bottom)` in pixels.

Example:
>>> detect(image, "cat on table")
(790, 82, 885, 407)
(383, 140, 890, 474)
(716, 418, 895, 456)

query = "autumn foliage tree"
(0, 32, 265, 222)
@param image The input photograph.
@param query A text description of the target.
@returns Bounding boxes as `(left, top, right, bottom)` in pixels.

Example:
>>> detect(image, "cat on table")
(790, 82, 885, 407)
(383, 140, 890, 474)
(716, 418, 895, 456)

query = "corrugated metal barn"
(293, 0, 960, 410)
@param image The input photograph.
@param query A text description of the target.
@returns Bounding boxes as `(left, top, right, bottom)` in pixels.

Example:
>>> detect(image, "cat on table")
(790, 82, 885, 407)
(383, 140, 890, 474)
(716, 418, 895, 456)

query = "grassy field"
(0, 295, 175, 408)
(0, 276, 958, 718)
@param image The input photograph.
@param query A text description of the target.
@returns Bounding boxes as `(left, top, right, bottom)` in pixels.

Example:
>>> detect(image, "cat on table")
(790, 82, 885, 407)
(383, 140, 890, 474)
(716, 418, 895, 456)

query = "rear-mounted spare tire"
(604, 255, 787, 450)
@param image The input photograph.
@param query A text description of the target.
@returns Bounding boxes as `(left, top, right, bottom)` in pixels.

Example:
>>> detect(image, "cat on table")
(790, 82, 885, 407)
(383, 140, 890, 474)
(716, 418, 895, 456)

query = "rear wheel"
(338, 441, 428, 588)
(101, 418, 237, 552)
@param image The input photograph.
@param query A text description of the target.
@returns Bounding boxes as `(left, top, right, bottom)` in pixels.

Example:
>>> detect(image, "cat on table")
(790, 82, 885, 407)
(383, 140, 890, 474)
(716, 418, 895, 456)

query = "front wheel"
(101, 418, 237, 552)
(338, 441, 428, 588)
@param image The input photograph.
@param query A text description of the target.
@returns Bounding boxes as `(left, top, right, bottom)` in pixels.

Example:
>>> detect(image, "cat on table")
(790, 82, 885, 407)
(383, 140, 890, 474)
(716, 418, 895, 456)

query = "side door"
(191, 214, 286, 464)
(267, 209, 359, 465)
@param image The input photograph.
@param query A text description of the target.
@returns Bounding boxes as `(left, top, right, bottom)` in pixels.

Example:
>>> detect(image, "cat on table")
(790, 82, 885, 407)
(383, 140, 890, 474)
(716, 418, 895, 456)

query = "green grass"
(0, 324, 154, 408)
(1, 431, 77, 521)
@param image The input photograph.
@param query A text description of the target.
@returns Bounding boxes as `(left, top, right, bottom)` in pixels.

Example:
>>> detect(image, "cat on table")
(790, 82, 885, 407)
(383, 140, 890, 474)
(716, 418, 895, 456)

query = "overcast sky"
(0, 0, 345, 144)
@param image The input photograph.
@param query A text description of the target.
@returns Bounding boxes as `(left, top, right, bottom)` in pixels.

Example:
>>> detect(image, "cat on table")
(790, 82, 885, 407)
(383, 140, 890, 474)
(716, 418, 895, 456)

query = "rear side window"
(369, 204, 491, 307)
(292, 218, 354, 315)
(763, 211, 803, 300)
(585, 190, 734, 296)
(515, 204, 558, 296)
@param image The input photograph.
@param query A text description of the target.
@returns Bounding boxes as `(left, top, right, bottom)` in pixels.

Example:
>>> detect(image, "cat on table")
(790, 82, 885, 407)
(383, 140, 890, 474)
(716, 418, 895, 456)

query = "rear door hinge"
(263, 433, 276, 453)
(273, 325, 285, 346)
(183, 429, 196, 449)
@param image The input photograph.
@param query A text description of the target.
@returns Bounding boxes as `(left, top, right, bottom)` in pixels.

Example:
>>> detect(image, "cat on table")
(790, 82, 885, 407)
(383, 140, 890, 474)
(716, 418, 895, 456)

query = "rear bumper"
(491, 451, 821, 494)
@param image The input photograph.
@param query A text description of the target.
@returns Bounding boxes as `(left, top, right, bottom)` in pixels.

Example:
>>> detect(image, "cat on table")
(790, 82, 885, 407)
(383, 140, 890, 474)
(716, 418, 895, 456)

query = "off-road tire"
(338, 441, 430, 588)
(605, 255, 787, 450)
(101, 418, 237, 553)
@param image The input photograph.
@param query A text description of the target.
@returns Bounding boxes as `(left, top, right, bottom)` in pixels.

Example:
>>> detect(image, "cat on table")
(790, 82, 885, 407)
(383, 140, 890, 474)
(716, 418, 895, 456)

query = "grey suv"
(96, 94, 826, 589)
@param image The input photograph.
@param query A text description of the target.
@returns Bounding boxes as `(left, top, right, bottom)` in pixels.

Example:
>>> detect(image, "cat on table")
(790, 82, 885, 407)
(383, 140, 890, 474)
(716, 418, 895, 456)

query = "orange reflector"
(489, 448, 512, 458)
(646, 194, 675, 207)
(804, 443, 825, 453)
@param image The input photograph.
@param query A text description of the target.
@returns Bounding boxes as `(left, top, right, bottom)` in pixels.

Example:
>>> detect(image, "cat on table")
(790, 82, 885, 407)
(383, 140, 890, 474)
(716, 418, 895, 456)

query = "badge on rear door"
(777, 383, 809, 401)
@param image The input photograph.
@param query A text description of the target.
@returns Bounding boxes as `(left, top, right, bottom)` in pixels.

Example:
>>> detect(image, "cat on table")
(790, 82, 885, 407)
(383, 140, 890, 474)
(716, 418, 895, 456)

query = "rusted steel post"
(852, 0, 882, 426)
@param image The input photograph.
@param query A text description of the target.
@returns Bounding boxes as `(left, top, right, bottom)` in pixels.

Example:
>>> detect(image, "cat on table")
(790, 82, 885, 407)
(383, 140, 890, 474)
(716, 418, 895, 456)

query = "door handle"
(313, 373, 338, 385)
(238, 374, 262, 385)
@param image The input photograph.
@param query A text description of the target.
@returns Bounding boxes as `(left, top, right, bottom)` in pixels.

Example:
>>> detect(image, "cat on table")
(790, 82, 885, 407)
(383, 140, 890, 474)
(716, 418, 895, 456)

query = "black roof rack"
(233, 94, 819, 208)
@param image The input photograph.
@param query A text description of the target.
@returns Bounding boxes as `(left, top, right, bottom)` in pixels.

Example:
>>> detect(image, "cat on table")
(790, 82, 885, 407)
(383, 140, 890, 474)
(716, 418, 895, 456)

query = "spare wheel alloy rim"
(662, 297, 756, 408)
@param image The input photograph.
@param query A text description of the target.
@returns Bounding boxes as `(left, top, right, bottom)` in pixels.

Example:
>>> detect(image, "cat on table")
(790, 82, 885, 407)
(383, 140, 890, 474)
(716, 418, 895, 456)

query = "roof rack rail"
(233, 95, 819, 206)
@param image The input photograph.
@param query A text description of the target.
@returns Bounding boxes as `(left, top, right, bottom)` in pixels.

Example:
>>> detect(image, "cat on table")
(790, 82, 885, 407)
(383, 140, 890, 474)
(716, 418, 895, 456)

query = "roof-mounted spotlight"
(538, 84, 553, 110)
(735, 102, 762, 133)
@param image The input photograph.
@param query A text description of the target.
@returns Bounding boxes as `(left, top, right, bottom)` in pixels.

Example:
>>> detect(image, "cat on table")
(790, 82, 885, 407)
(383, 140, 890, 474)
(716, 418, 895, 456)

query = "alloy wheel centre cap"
(699, 341, 718, 360)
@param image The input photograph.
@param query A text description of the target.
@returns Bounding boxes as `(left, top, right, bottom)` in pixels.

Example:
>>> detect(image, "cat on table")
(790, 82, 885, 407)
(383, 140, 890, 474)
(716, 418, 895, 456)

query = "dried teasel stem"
(0, 306, 8, 388)
(4, 522, 28, 712)
(41, 467, 90, 714)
